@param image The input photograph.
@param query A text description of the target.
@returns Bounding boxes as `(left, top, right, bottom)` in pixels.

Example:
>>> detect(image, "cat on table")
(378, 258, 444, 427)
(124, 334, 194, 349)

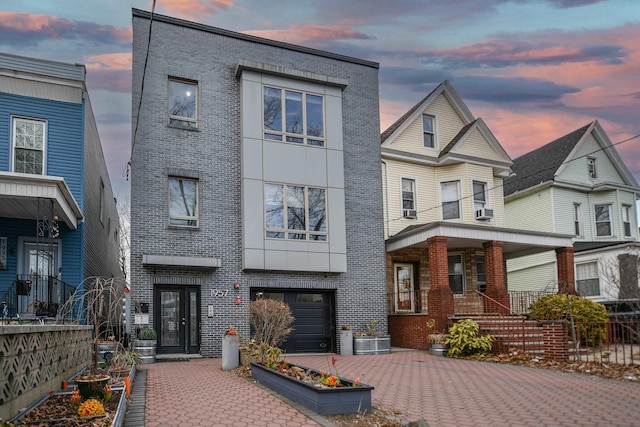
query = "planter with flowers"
(353, 320, 391, 355)
(222, 326, 239, 371)
(250, 353, 373, 415)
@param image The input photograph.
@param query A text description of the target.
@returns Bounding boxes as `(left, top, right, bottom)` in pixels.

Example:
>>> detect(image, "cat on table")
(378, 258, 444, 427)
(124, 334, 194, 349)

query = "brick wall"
(543, 321, 569, 362)
(389, 314, 431, 350)
(130, 12, 384, 357)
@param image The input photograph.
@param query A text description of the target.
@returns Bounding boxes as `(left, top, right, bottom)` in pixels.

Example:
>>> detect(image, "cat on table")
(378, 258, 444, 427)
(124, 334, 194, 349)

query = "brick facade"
(130, 10, 385, 357)
(555, 247, 577, 294)
(426, 236, 454, 331)
(483, 240, 510, 313)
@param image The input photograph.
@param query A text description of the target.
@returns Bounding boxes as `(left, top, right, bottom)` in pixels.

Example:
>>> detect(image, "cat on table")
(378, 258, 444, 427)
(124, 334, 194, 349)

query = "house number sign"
(210, 289, 229, 297)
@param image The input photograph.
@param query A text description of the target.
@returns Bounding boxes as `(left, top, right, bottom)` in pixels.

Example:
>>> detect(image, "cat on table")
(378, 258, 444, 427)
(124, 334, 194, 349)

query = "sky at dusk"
(1, 0, 639, 205)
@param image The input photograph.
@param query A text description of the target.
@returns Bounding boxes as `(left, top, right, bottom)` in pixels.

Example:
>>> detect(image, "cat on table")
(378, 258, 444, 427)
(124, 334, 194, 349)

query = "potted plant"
(108, 349, 142, 378)
(133, 327, 157, 364)
(426, 319, 449, 356)
(353, 320, 391, 355)
(222, 326, 239, 371)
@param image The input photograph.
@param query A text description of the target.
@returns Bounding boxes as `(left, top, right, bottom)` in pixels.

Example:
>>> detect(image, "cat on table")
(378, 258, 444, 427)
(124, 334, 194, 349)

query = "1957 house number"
(210, 289, 229, 297)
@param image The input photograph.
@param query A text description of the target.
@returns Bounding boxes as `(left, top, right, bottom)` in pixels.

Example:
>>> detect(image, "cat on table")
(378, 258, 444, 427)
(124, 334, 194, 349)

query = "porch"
(1, 274, 76, 320)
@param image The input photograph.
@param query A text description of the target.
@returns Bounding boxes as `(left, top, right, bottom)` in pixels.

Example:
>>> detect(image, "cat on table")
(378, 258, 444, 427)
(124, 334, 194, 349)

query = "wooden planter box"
(353, 335, 391, 355)
(250, 362, 374, 415)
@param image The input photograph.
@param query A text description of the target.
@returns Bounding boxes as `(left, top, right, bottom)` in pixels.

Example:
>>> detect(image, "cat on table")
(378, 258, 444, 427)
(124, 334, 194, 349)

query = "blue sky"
(1, 0, 639, 205)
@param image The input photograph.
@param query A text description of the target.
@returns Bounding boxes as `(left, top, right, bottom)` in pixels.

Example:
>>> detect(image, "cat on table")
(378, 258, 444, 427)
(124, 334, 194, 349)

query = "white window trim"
(394, 263, 415, 313)
(594, 204, 613, 238)
(573, 203, 583, 237)
(262, 85, 326, 147)
(168, 176, 199, 228)
(11, 116, 47, 175)
(168, 77, 198, 128)
(472, 180, 489, 217)
(587, 157, 597, 179)
(448, 252, 466, 295)
(400, 177, 417, 219)
(440, 180, 462, 221)
(422, 114, 436, 149)
(622, 204, 632, 237)
(575, 260, 601, 297)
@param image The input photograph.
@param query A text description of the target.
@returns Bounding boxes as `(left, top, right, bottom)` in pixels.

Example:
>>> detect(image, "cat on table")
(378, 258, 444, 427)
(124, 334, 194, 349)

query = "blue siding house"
(0, 53, 122, 319)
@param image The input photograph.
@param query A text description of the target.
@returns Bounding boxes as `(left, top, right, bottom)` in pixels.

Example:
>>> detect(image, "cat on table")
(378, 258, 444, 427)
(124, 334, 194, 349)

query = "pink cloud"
(153, 0, 234, 21)
(243, 24, 371, 45)
(84, 53, 132, 93)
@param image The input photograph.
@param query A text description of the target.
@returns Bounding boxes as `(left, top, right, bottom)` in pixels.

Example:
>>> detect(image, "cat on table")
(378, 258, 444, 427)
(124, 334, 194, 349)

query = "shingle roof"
(503, 123, 592, 196)
(439, 119, 478, 158)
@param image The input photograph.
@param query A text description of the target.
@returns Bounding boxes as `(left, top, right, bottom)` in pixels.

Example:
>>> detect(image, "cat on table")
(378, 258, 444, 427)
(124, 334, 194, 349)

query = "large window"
(622, 205, 632, 237)
(265, 183, 327, 241)
(169, 177, 198, 227)
(13, 118, 45, 175)
(595, 204, 612, 237)
(448, 253, 464, 294)
(169, 78, 197, 128)
(263, 86, 324, 146)
(441, 181, 460, 220)
(574, 203, 582, 236)
(576, 262, 600, 297)
(401, 178, 416, 218)
(422, 114, 435, 148)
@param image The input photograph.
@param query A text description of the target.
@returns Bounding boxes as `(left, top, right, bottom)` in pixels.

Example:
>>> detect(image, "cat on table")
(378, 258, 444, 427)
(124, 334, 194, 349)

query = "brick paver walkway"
(131, 350, 640, 426)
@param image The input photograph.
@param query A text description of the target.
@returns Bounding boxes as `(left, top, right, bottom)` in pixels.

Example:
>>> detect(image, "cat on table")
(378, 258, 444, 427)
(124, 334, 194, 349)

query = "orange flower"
(331, 356, 337, 365)
(353, 377, 361, 386)
(70, 387, 81, 404)
(325, 375, 339, 387)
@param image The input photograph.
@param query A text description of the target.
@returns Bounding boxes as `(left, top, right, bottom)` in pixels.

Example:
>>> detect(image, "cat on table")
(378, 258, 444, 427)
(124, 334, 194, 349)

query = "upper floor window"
(573, 203, 582, 236)
(265, 183, 327, 241)
(622, 205, 632, 237)
(441, 180, 460, 220)
(169, 78, 197, 128)
(587, 157, 597, 179)
(263, 86, 324, 147)
(472, 181, 487, 211)
(594, 204, 612, 237)
(448, 253, 464, 294)
(422, 114, 435, 148)
(401, 178, 416, 218)
(13, 117, 45, 175)
(169, 177, 198, 227)
(576, 261, 600, 297)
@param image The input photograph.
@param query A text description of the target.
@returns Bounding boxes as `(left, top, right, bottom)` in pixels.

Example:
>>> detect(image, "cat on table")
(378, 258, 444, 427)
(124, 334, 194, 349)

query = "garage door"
(251, 289, 335, 354)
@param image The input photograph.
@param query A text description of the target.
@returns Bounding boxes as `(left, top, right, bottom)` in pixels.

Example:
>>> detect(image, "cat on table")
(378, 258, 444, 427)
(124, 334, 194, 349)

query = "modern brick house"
(381, 81, 575, 347)
(130, 9, 385, 357)
(0, 53, 122, 318)
(505, 121, 640, 303)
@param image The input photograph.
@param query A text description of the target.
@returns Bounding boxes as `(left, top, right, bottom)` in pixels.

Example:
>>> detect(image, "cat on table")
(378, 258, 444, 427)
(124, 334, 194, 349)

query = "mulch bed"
(13, 391, 122, 427)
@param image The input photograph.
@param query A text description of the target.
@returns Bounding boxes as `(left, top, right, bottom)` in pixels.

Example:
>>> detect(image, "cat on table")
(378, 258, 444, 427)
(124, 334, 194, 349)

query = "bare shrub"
(248, 299, 294, 346)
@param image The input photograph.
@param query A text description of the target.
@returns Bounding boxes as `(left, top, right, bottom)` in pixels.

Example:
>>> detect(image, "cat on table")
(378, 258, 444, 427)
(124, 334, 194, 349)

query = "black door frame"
(154, 285, 201, 354)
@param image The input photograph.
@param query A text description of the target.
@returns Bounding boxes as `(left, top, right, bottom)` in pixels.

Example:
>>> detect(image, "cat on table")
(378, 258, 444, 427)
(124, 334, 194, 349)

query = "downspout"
(381, 159, 390, 238)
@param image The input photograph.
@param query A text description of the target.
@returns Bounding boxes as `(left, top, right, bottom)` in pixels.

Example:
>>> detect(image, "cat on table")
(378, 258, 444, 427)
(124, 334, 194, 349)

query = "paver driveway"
(136, 350, 640, 427)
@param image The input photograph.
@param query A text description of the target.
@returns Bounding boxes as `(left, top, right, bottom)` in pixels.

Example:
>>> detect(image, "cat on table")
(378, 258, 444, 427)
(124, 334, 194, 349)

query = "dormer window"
(422, 114, 435, 148)
(587, 157, 597, 179)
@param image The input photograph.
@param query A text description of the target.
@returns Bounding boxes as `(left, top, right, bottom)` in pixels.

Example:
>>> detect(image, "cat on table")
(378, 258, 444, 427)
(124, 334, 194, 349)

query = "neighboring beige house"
(381, 81, 574, 346)
(504, 121, 640, 303)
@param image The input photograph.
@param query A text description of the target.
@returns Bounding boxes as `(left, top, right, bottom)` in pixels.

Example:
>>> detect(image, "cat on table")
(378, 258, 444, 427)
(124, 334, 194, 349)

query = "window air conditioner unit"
(403, 209, 417, 219)
(475, 208, 494, 220)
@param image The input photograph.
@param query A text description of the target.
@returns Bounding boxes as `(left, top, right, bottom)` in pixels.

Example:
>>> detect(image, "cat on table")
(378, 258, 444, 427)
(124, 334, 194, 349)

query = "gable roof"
(380, 80, 474, 144)
(503, 123, 591, 196)
(504, 121, 639, 196)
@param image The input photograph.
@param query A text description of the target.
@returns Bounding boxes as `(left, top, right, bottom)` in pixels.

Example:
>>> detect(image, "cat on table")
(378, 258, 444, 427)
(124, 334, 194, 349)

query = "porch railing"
(509, 290, 555, 314)
(1, 274, 76, 320)
(387, 289, 429, 314)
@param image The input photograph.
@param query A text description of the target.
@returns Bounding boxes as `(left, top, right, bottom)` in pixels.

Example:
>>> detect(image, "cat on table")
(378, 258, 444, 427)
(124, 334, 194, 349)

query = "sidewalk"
(125, 350, 640, 427)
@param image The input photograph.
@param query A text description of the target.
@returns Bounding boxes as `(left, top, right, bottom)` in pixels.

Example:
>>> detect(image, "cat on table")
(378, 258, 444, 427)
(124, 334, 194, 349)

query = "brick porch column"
(482, 240, 510, 314)
(427, 236, 453, 332)
(555, 247, 577, 294)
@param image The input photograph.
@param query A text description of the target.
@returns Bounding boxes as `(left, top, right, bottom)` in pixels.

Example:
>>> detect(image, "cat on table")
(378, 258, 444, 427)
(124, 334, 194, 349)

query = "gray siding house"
(130, 9, 385, 357)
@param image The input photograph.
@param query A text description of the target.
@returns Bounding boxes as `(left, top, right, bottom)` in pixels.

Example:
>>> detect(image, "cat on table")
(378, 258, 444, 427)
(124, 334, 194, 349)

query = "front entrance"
(251, 289, 335, 354)
(18, 241, 59, 315)
(154, 286, 200, 354)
